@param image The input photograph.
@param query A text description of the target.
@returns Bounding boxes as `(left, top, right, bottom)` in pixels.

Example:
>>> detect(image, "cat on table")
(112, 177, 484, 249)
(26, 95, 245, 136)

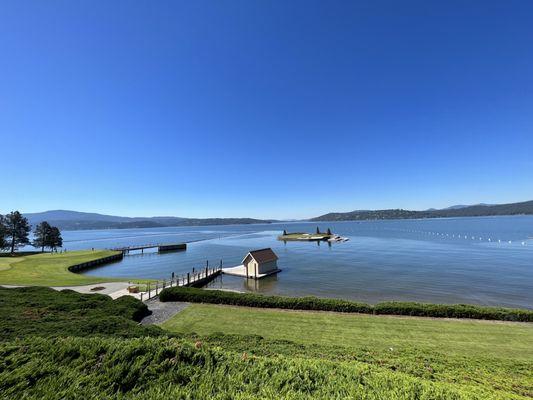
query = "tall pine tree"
(0, 215, 8, 251)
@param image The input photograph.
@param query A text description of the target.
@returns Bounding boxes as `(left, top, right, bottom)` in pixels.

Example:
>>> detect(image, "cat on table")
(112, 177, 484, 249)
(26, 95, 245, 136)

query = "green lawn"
(162, 303, 533, 360)
(0, 250, 142, 286)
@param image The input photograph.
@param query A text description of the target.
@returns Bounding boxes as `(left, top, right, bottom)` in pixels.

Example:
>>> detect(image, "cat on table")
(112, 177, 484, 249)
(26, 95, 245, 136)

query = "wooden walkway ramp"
(140, 265, 221, 301)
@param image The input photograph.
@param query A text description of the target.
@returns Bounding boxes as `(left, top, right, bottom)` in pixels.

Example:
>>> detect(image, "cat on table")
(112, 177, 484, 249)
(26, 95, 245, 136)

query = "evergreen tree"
(0, 215, 8, 251)
(283, 229, 287, 236)
(316, 226, 320, 234)
(327, 228, 331, 235)
(33, 221, 52, 252)
(48, 227, 63, 252)
(5, 211, 31, 254)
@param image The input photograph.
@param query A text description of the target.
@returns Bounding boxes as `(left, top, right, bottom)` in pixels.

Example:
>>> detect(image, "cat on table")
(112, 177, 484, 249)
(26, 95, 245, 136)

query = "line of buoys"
(373, 227, 530, 247)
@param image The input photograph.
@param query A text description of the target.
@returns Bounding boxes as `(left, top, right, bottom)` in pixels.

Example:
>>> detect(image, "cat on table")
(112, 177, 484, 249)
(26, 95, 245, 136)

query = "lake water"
(63, 216, 532, 308)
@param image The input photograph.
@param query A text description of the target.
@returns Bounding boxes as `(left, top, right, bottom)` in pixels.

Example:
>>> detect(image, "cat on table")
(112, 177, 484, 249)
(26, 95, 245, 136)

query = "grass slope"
(162, 304, 533, 398)
(0, 250, 132, 286)
(0, 336, 515, 400)
(162, 304, 533, 360)
(0, 287, 531, 398)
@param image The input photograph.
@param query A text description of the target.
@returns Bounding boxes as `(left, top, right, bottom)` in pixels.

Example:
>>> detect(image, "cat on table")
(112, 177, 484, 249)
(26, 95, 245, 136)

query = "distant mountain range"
(18, 200, 533, 230)
(311, 200, 533, 222)
(23, 210, 276, 230)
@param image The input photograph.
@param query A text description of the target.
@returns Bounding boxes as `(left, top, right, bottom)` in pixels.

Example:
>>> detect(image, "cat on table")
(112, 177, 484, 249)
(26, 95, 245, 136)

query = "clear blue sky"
(1, 1, 532, 219)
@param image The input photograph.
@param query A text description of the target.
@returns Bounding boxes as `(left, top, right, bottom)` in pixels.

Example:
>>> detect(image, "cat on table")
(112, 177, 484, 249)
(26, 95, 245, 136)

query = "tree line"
(0, 211, 63, 254)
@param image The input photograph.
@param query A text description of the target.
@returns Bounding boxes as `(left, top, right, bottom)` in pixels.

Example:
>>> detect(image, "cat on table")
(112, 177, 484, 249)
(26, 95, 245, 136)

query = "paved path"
(1, 282, 140, 300)
(141, 298, 190, 325)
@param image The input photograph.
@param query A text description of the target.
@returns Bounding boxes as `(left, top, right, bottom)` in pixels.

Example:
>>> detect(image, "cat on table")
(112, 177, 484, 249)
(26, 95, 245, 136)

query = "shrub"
(0, 286, 164, 340)
(160, 287, 372, 313)
(159, 287, 533, 322)
(373, 301, 533, 322)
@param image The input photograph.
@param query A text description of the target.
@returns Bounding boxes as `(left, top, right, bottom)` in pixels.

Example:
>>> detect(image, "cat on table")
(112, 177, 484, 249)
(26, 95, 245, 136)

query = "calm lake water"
(64, 216, 533, 308)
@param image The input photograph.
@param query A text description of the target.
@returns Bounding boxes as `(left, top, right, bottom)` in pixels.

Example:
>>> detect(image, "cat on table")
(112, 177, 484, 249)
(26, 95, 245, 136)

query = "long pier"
(112, 243, 186, 254)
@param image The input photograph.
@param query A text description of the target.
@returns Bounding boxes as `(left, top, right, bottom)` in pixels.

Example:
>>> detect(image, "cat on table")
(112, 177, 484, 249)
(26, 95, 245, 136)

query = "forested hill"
(22, 210, 275, 230)
(311, 200, 533, 222)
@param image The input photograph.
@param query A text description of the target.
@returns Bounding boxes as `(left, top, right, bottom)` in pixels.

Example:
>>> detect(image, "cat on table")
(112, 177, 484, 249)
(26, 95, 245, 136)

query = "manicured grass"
(162, 304, 533, 360)
(162, 304, 533, 397)
(0, 250, 140, 286)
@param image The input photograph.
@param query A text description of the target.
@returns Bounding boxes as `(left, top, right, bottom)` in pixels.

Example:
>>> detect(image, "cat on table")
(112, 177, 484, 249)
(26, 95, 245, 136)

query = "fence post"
(187, 272, 190, 285)
(147, 283, 151, 299)
(156, 282, 159, 296)
(140, 292, 143, 302)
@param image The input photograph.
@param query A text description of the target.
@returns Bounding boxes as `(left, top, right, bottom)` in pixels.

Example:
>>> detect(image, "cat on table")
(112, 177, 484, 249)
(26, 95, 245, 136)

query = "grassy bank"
(161, 303, 533, 360)
(162, 304, 533, 397)
(1, 287, 531, 398)
(0, 250, 139, 286)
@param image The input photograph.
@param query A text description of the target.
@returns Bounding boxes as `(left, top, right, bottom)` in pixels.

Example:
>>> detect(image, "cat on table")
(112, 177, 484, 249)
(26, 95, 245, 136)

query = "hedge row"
(159, 287, 533, 322)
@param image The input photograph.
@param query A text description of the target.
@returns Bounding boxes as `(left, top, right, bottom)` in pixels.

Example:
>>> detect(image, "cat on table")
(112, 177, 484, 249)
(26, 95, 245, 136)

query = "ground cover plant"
(159, 286, 533, 321)
(0, 336, 524, 400)
(0, 286, 163, 340)
(0, 250, 147, 286)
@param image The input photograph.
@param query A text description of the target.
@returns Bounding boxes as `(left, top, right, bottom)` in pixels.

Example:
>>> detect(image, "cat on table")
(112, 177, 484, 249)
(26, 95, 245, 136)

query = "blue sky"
(1, 1, 532, 219)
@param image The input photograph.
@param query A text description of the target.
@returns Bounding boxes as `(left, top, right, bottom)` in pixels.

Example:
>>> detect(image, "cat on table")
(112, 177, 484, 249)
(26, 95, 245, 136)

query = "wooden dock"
(222, 264, 282, 280)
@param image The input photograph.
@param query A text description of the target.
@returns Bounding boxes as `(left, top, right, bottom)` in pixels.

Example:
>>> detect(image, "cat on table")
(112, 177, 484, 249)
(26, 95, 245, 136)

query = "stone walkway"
(141, 298, 190, 325)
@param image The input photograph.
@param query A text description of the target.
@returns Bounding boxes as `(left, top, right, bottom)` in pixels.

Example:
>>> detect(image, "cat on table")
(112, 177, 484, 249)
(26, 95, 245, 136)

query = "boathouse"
(243, 248, 278, 277)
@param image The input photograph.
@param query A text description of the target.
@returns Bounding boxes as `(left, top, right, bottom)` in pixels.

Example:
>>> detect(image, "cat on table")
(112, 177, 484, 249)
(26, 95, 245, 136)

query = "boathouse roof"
(242, 248, 278, 264)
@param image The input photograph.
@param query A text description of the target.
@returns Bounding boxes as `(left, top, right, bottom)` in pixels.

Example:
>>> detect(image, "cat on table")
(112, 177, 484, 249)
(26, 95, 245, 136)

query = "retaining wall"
(67, 252, 124, 273)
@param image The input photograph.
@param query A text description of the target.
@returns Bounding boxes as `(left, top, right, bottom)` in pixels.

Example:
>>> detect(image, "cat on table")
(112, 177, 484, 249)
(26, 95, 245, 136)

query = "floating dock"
(222, 264, 282, 280)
